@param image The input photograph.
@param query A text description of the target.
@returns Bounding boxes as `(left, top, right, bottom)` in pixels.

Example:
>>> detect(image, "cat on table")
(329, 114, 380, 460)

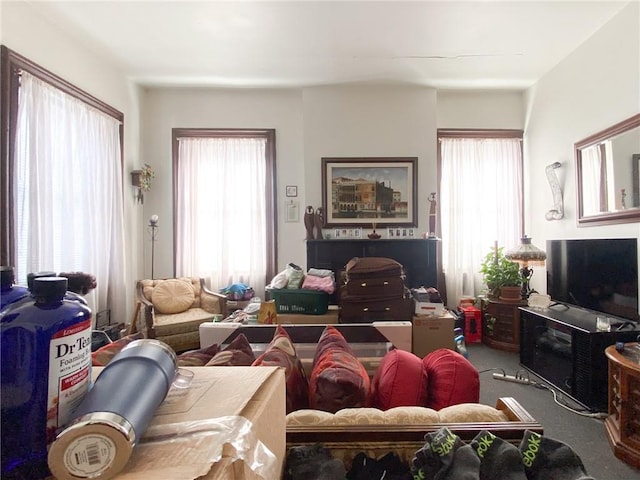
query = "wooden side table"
(482, 298, 526, 352)
(605, 343, 640, 468)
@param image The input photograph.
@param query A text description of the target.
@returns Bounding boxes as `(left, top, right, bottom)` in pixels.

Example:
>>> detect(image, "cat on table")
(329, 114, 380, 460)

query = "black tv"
(546, 238, 639, 323)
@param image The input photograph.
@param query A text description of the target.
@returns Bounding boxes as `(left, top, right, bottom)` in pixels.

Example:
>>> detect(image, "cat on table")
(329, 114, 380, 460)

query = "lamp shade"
(505, 235, 546, 266)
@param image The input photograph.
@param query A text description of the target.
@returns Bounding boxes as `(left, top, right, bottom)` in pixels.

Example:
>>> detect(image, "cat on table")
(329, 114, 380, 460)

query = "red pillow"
(309, 325, 370, 413)
(422, 348, 479, 410)
(206, 334, 255, 366)
(370, 349, 428, 410)
(252, 325, 309, 413)
(177, 343, 221, 366)
(91, 332, 144, 366)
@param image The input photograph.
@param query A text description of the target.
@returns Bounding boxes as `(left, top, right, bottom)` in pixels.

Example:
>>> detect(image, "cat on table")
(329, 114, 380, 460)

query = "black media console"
(520, 304, 640, 412)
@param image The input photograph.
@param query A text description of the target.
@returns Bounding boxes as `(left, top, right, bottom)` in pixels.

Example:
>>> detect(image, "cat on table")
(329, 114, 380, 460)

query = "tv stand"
(520, 304, 640, 411)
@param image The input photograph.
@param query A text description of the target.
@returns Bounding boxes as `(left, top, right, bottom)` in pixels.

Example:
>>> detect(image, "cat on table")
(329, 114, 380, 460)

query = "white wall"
(140, 87, 305, 282)
(1, 1, 142, 323)
(524, 0, 640, 295)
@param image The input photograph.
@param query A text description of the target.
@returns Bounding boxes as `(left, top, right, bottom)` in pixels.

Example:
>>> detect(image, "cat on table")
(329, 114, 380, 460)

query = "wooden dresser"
(482, 298, 527, 352)
(605, 343, 640, 468)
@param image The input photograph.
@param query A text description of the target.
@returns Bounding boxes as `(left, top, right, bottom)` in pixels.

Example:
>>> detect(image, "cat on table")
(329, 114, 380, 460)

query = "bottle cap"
(32, 277, 68, 300)
(27, 271, 58, 290)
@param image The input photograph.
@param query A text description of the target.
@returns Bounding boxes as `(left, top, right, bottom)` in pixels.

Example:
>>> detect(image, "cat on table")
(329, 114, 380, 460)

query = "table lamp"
(505, 235, 546, 298)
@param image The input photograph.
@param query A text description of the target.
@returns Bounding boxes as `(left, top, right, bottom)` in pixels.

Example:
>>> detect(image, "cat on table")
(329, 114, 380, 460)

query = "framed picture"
(333, 227, 362, 239)
(387, 227, 415, 238)
(285, 201, 299, 222)
(322, 157, 418, 227)
(285, 185, 298, 197)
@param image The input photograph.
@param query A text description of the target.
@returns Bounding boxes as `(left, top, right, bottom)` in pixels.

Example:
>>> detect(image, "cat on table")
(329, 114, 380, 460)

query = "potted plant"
(479, 245, 522, 301)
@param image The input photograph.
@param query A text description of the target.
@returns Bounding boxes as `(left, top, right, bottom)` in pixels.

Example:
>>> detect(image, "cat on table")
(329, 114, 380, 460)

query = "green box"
(266, 289, 329, 315)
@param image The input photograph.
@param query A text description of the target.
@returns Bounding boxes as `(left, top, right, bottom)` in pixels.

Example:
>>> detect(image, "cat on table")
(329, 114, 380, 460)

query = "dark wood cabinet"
(483, 298, 526, 352)
(306, 238, 438, 290)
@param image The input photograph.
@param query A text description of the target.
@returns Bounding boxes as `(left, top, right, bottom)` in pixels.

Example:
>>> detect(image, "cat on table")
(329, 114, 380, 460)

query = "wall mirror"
(575, 113, 640, 226)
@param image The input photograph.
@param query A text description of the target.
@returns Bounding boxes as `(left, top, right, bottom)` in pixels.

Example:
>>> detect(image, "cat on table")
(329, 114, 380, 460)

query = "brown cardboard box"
(105, 366, 285, 480)
(412, 312, 456, 358)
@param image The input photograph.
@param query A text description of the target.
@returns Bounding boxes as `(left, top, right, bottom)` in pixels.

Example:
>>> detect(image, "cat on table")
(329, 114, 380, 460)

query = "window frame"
(0, 45, 124, 265)
(436, 128, 525, 237)
(171, 128, 277, 281)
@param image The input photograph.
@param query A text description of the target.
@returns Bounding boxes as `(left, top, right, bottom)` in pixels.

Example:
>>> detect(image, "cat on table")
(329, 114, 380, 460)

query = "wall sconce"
(130, 164, 155, 204)
(131, 170, 144, 203)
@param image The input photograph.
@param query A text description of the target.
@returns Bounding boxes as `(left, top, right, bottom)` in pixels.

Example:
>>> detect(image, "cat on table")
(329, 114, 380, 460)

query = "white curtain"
(13, 72, 127, 324)
(581, 144, 603, 215)
(440, 137, 523, 307)
(175, 137, 267, 292)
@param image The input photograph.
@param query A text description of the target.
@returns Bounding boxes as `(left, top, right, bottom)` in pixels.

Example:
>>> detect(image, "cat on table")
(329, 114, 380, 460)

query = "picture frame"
(333, 227, 362, 239)
(387, 227, 415, 238)
(321, 157, 418, 227)
(285, 201, 299, 222)
(285, 185, 298, 197)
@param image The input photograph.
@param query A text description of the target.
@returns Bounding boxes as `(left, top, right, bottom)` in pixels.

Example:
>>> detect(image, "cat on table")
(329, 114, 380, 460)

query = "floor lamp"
(505, 235, 547, 298)
(149, 215, 158, 279)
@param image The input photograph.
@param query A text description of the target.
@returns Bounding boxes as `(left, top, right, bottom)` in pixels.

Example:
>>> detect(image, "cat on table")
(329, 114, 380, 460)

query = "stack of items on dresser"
(339, 257, 413, 323)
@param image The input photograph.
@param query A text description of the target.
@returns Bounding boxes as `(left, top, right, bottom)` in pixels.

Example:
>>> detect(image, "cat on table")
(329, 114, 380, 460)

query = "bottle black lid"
(1, 266, 15, 288)
(27, 271, 57, 290)
(32, 277, 68, 300)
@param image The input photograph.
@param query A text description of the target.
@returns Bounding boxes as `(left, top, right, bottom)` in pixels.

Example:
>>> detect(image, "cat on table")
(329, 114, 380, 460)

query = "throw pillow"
(91, 332, 144, 366)
(177, 343, 220, 366)
(309, 325, 370, 413)
(370, 348, 428, 410)
(252, 325, 309, 413)
(206, 333, 256, 366)
(151, 279, 195, 314)
(422, 348, 480, 410)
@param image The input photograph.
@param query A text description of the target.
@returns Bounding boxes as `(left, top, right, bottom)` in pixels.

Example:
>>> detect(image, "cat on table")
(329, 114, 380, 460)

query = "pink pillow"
(422, 348, 479, 410)
(370, 349, 428, 410)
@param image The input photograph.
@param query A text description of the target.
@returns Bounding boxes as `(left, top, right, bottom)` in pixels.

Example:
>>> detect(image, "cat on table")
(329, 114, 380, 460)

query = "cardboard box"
(414, 301, 445, 316)
(412, 312, 456, 358)
(107, 366, 286, 479)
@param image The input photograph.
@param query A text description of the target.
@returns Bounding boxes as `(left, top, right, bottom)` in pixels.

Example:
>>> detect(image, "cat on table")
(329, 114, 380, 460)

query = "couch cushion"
(153, 308, 214, 336)
(309, 325, 370, 413)
(437, 403, 509, 423)
(252, 325, 309, 413)
(422, 348, 480, 410)
(151, 279, 195, 314)
(384, 406, 440, 424)
(370, 349, 427, 410)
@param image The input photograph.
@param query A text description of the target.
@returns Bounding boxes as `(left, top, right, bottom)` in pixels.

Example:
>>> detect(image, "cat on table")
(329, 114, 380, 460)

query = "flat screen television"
(546, 238, 639, 323)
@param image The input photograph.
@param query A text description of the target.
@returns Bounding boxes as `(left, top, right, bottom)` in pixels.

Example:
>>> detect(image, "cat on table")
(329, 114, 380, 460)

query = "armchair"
(135, 277, 228, 353)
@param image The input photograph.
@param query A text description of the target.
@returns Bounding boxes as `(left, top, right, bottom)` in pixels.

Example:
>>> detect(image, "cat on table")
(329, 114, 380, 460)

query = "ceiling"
(24, 0, 631, 90)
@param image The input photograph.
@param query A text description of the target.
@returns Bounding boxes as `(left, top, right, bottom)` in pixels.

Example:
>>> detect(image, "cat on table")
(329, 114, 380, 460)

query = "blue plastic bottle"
(1, 277, 93, 479)
(454, 327, 469, 358)
(0, 266, 30, 311)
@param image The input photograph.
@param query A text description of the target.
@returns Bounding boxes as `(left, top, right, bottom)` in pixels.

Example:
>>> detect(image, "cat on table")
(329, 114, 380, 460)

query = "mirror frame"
(575, 113, 640, 226)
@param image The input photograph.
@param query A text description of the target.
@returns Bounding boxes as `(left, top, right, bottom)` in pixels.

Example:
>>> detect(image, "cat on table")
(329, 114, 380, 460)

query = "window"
(438, 129, 523, 307)
(0, 46, 127, 322)
(172, 129, 277, 292)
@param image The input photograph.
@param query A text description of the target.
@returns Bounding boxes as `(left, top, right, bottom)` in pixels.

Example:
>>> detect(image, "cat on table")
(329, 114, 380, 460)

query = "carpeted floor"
(466, 342, 639, 480)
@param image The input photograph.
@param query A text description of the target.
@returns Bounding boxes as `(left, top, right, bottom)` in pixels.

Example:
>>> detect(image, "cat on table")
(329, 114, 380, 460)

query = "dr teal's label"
(62, 433, 116, 477)
(47, 318, 92, 441)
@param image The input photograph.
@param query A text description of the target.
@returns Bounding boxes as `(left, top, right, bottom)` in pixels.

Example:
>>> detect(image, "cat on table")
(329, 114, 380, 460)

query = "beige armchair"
(135, 277, 228, 353)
